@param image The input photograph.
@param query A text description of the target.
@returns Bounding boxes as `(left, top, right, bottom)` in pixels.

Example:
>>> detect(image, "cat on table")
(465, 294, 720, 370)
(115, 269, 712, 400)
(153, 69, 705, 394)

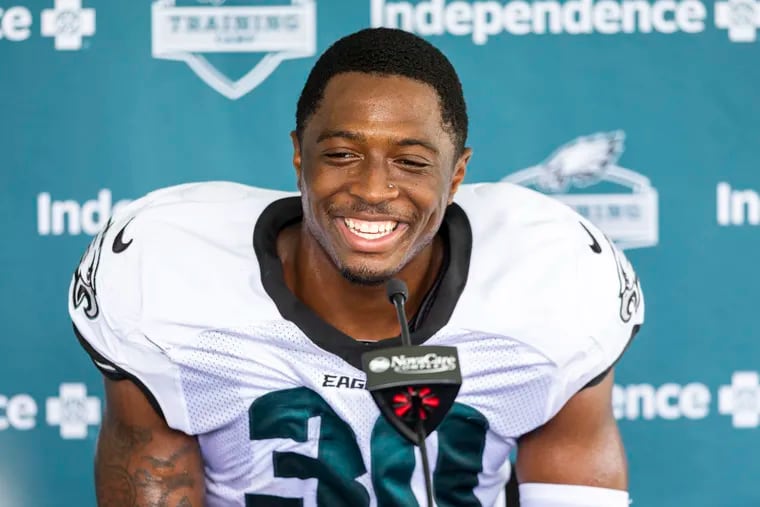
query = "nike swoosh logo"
(579, 222, 602, 254)
(112, 218, 134, 254)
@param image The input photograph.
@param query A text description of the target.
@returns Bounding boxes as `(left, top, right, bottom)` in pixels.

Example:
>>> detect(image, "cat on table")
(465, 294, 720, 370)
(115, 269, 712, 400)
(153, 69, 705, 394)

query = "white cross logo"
(41, 0, 96, 51)
(46, 383, 101, 439)
(719, 371, 760, 428)
(715, 0, 760, 42)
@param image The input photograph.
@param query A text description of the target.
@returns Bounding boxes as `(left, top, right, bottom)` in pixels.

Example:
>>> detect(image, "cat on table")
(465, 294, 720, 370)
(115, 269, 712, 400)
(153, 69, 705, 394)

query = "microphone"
(385, 278, 411, 347)
(385, 278, 408, 304)
(385, 277, 408, 305)
(362, 278, 463, 507)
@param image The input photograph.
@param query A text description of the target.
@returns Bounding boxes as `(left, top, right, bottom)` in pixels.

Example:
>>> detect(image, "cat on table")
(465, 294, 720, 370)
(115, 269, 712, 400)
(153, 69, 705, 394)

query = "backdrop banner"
(1, 0, 758, 506)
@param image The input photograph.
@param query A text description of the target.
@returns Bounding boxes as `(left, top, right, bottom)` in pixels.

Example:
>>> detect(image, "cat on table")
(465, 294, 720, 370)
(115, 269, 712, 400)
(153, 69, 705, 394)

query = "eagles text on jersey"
(68, 180, 644, 506)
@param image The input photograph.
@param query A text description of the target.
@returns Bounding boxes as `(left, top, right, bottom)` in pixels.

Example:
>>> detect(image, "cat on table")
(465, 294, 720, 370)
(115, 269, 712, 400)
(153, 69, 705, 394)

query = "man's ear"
(290, 131, 303, 185)
(448, 147, 472, 204)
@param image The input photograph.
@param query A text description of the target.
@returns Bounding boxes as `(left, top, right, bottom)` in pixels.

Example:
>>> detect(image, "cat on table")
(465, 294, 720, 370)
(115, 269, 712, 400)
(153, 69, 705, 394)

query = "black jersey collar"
(252, 196, 472, 370)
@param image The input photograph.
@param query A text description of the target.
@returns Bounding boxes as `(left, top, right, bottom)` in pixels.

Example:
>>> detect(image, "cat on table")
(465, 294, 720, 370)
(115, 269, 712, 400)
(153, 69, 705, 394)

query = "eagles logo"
(502, 130, 659, 251)
(535, 131, 624, 193)
(71, 218, 114, 319)
(609, 240, 642, 323)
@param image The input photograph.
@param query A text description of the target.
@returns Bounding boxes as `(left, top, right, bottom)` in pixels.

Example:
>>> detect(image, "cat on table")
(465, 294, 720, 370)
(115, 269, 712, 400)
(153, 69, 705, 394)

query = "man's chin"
(339, 266, 396, 287)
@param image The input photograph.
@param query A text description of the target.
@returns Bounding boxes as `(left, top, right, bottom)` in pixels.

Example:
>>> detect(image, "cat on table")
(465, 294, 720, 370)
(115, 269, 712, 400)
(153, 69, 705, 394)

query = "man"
(69, 27, 643, 507)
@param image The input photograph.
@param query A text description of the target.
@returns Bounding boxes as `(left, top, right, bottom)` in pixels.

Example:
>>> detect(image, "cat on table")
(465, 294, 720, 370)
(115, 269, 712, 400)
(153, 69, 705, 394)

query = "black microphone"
(385, 277, 408, 304)
(362, 278, 463, 507)
(386, 278, 411, 347)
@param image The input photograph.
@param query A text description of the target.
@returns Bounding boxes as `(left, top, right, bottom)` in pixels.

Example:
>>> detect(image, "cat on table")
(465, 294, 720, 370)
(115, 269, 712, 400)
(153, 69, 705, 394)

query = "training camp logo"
(0, 0, 95, 50)
(151, 0, 317, 99)
(371, 0, 760, 44)
(503, 131, 659, 251)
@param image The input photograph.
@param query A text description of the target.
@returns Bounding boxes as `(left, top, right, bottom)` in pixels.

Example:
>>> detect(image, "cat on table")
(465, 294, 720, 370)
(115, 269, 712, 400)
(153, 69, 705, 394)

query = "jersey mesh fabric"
(177, 320, 379, 505)
(428, 327, 557, 439)
(174, 321, 559, 505)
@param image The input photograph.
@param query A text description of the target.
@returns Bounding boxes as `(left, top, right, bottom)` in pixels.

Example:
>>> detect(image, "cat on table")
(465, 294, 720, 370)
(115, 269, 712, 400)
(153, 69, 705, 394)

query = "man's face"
(292, 72, 471, 285)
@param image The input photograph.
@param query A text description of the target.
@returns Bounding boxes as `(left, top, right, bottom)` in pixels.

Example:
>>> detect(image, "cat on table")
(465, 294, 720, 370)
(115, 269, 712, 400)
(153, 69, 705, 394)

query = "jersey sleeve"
(544, 218, 645, 419)
(68, 206, 191, 433)
(579, 226, 644, 373)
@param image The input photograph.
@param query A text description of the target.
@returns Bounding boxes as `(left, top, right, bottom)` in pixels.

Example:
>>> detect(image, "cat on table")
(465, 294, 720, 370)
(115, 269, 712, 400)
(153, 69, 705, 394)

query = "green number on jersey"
(370, 414, 416, 505)
(246, 388, 488, 506)
(246, 387, 370, 506)
(434, 404, 489, 506)
(370, 404, 489, 507)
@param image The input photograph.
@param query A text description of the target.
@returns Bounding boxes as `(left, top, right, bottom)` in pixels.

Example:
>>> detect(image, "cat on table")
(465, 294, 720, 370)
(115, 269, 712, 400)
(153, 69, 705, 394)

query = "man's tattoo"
(141, 443, 194, 469)
(95, 420, 198, 507)
(133, 465, 195, 506)
(97, 465, 136, 507)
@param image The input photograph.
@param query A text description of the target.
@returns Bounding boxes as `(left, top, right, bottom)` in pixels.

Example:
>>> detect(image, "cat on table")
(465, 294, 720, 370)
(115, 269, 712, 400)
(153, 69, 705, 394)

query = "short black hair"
(295, 27, 468, 154)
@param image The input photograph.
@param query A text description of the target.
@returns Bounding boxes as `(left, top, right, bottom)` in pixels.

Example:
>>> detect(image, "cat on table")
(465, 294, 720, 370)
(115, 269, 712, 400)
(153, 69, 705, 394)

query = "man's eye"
(326, 152, 356, 159)
(398, 159, 428, 168)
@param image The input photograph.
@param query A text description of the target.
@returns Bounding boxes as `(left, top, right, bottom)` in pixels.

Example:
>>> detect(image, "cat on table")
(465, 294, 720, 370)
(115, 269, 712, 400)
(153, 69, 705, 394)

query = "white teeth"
(344, 218, 398, 239)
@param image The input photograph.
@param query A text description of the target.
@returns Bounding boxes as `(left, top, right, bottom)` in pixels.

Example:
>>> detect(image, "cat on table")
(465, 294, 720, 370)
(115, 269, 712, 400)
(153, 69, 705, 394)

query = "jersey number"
(245, 387, 488, 506)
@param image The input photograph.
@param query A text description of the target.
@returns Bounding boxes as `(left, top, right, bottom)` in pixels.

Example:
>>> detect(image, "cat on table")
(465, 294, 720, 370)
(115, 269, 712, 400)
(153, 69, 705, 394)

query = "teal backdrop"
(1, 0, 758, 505)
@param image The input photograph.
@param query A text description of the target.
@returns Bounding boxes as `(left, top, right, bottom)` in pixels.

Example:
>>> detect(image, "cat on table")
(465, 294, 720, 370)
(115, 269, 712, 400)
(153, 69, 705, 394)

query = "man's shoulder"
(68, 181, 299, 434)
(106, 181, 295, 259)
(120, 181, 295, 229)
(69, 181, 294, 332)
(454, 181, 584, 244)
(454, 181, 591, 275)
(451, 181, 644, 377)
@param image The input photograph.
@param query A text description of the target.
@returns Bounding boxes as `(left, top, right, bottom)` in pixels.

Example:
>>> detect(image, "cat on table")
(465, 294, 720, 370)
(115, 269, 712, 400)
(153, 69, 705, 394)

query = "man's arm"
(95, 377, 206, 507)
(515, 371, 629, 504)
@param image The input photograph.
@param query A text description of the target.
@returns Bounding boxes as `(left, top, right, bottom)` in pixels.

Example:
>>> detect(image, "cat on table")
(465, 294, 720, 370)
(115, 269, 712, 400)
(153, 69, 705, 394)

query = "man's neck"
(277, 225, 445, 341)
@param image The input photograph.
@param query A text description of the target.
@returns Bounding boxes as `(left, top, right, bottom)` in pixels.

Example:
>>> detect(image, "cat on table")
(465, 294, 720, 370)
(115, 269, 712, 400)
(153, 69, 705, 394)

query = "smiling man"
(69, 28, 644, 507)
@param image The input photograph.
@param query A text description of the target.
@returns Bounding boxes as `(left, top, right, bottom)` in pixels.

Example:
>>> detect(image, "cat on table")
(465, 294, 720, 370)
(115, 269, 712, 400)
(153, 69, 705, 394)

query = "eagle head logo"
(537, 131, 625, 193)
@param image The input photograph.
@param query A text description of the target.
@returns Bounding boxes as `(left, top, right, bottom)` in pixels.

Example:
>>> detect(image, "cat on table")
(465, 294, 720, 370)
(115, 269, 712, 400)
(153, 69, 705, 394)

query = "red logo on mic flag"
(393, 386, 440, 420)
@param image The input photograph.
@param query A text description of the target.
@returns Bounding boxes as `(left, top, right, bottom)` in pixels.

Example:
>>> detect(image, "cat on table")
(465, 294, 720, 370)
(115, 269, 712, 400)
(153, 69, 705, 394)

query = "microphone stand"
(363, 278, 462, 507)
(390, 290, 435, 507)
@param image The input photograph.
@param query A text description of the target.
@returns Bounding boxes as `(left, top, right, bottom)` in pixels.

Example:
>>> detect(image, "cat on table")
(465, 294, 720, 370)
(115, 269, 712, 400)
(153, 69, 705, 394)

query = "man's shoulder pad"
(452, 181, 644, 367)
(70, 181, 293, 330)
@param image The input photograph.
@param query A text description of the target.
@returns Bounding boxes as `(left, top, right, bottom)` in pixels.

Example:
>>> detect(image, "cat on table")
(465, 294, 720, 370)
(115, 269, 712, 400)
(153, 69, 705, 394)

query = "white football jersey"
(69, 180, 644, 507)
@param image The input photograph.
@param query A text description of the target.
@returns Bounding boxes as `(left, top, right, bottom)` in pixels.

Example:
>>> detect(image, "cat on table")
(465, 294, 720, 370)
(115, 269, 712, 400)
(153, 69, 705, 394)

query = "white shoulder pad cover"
(68, 181, 286, 433)
(578, 218, 645, 364)
(453, 182, 645, 422)
(68, 185, 192, 432)
(550, 214, 645, 418)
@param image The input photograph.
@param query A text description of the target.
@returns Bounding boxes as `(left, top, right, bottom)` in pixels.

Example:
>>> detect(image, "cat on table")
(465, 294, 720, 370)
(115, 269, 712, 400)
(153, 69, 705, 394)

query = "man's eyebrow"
(396, 137, 438, 154)
(316, 130, 366, 143)
(316, 130, 439, 154)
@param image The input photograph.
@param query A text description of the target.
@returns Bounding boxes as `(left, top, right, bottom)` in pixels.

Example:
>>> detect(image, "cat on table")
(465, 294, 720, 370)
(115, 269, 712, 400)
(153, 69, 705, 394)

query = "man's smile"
(335, 217, 410, 253)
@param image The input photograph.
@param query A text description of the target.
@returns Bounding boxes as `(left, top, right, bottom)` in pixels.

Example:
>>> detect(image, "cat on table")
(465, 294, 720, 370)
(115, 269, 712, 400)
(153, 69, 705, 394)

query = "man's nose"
(347, 160, 399, 204)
